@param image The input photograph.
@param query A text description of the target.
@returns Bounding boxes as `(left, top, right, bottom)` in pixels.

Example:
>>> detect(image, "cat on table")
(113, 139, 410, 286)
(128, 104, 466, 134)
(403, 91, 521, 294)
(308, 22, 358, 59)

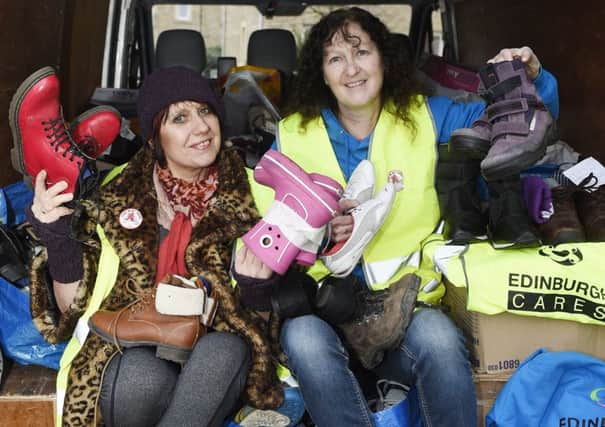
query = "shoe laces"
(371, 379, 410, 411)
(125, 279, 154, 313)
(575, 172, 605, 212)
(42, 116, 83, 162)
(77, 134, 101, 159)
(577, 172, 600, 192)
(108, 280, 153, 352)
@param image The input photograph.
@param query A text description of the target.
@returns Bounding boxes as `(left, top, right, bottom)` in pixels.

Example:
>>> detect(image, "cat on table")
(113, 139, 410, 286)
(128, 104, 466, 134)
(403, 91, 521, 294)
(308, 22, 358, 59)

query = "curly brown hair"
(284, 7, 426, 132)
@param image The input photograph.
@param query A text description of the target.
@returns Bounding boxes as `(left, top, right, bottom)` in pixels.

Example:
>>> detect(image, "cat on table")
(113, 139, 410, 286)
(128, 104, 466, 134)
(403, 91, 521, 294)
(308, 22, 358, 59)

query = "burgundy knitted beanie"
(136, 66, 224, 140)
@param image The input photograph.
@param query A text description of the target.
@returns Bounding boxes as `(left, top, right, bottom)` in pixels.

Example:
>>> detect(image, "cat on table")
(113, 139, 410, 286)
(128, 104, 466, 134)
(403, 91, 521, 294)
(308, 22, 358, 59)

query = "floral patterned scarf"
(156, 164, 219, 225)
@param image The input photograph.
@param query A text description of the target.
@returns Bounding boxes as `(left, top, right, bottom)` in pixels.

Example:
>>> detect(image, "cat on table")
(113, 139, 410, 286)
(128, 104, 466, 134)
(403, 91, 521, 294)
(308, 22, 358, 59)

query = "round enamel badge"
(119, 208, 143, 229)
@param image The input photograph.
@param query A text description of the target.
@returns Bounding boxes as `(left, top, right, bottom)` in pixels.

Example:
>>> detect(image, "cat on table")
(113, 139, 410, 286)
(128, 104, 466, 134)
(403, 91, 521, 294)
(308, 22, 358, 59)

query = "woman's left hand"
(487, 46, 541, 80)
(234, 245, 273, 279)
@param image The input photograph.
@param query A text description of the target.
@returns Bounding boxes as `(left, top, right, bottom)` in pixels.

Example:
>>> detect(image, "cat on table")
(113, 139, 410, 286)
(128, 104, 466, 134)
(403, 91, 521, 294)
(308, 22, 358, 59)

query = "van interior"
(0, 1, 604, 426)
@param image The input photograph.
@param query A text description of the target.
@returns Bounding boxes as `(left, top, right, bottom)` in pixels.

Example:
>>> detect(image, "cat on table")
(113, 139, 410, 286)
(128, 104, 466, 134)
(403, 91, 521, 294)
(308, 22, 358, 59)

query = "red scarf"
(154, 165, 219, 284)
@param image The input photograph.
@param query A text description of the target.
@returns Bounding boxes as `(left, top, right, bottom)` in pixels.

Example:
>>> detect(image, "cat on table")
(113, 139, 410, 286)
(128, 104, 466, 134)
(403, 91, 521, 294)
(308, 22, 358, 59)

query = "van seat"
(247, 29, 297, 77)
(155, 29, 207, 73)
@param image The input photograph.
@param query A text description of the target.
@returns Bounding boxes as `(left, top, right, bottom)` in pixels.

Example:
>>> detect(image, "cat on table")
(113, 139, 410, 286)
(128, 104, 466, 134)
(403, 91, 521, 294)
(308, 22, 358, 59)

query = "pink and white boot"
(242, 150, 343, 275)
(321, 169, 404, 277)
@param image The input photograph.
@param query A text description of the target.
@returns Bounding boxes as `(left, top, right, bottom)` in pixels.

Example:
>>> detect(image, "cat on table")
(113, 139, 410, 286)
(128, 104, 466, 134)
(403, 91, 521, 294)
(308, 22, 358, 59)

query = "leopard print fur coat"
(29, 146, 283, 426)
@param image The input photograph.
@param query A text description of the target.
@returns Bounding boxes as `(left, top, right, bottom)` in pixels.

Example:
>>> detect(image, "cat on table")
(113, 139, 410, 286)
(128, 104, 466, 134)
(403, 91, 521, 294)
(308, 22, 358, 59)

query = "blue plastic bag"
(0, 180, 64, 368)
(487, 348, 605, 426)
(0, 181, 33, 226)
(0, 275, 66, 369)
(373, 386, 423, 427)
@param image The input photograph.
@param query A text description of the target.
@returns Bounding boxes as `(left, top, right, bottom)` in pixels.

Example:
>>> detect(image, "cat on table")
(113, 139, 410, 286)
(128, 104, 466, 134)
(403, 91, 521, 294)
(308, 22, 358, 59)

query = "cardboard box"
(473, 371, 509, 427)
(444, 281, 605, 374)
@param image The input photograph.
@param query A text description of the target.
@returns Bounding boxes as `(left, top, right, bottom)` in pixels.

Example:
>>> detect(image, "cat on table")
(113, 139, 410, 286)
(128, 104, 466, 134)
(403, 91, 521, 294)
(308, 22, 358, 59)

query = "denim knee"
(281, 315, 347, 369)
(403, 308, 470, 370)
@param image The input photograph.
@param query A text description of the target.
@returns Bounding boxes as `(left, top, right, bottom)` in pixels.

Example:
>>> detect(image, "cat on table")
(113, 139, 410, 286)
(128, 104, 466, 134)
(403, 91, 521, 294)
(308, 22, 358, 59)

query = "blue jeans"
(280, 308, 476, 427)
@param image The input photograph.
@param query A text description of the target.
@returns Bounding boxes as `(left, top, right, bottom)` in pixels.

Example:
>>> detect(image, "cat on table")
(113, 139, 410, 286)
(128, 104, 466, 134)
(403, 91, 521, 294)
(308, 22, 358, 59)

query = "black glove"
(26, 207, 83, 283)
(270, 270, 317, 319)
(233, 270, 280, 311)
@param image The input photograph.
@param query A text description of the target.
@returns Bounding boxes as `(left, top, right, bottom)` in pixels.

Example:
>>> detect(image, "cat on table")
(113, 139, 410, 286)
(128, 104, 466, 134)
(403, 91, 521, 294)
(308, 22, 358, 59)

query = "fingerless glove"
(26, 207, 83, 283)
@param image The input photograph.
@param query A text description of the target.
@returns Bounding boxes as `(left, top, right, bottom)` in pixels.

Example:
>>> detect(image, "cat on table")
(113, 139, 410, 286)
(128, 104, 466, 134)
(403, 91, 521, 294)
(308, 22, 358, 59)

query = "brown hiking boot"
(538, 186, 585, 245)
(88, 277, 203, 363)
(575, 186, 605, 242)
(338, 273, 420, 369)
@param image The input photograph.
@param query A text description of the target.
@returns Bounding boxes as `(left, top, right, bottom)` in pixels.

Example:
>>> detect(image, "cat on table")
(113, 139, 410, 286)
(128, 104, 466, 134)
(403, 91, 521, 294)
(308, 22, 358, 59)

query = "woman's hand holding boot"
(27, 170, 82, 312)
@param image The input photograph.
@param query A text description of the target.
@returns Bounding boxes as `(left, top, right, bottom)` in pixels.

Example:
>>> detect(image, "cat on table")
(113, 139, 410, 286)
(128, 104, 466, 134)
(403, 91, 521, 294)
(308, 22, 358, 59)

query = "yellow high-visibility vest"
(247, 99, 445, 302)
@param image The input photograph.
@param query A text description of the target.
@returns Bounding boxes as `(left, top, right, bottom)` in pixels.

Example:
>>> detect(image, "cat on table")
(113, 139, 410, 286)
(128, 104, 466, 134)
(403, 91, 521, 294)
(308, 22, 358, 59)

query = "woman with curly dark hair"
(245, 6, 560, 427)
(285, 7, 424, 132)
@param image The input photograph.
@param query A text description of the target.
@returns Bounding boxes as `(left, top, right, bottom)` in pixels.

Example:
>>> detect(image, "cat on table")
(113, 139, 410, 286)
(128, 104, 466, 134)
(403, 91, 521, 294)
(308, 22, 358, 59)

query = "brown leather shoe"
(575, 186, 605, 242)
(89, 279, 202, 363)
(538, 186, 585, 245)
(338, 273, 420, 369)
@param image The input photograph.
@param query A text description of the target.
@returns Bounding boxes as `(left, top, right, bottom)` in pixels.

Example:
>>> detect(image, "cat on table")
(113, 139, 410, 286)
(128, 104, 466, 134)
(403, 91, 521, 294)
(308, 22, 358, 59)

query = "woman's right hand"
(329, 199, 359, 242)
(31, 170, 75, 223)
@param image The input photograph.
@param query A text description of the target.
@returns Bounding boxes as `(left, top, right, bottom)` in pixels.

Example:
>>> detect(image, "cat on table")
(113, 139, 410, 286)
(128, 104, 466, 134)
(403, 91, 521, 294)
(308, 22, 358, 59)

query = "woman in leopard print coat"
(27, 66, 283, 426)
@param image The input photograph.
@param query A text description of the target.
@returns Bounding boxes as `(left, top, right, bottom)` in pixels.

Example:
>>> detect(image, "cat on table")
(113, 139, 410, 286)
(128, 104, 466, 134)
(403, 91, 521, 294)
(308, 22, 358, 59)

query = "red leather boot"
(9, 66, 87, 196)
(70, 105, 122, 158)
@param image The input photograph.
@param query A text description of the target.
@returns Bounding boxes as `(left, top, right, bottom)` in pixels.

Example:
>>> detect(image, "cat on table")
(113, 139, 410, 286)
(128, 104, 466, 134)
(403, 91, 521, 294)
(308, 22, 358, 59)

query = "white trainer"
(321, 170, 404, 277)
(341, 159, 375, 203)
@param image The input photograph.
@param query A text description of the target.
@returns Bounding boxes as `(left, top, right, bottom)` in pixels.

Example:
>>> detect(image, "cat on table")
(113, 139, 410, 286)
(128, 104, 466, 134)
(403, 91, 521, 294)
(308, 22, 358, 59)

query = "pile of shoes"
(436, 144, 540, 249)
(441, 58, 561, 249)
(9, 66, 121, 201)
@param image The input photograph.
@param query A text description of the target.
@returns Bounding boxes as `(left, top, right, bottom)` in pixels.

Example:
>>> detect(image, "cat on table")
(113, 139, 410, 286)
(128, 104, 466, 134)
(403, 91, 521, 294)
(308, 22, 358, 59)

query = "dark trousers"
(99, 332, 250, 427)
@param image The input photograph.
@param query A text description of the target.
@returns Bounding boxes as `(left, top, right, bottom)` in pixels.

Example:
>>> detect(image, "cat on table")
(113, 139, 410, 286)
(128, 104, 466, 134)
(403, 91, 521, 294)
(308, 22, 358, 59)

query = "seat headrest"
(155, 29, 207, 73)
(390, 33, 414, 62)
(247, 29, 297, 75)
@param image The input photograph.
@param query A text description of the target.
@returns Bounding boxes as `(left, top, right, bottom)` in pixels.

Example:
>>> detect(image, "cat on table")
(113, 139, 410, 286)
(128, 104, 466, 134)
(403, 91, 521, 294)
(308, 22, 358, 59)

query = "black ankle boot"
(487, 177, 541, 248)
(436, 145, 487, 244)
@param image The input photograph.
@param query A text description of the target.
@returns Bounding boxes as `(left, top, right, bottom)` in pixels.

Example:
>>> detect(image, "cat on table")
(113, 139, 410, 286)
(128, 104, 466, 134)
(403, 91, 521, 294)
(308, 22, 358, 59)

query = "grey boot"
(479, 59, 557, 181)
(338, 274, 420, 369)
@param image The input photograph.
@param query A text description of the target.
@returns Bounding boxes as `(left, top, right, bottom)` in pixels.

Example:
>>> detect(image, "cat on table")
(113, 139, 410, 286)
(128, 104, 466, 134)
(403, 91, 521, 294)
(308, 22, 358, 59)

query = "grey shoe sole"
(481, 123, 557, 181)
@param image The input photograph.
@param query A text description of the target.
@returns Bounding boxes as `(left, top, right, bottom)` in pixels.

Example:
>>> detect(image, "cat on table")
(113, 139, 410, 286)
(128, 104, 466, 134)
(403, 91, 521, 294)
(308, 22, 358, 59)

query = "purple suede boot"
(479, 59, 557, 181)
